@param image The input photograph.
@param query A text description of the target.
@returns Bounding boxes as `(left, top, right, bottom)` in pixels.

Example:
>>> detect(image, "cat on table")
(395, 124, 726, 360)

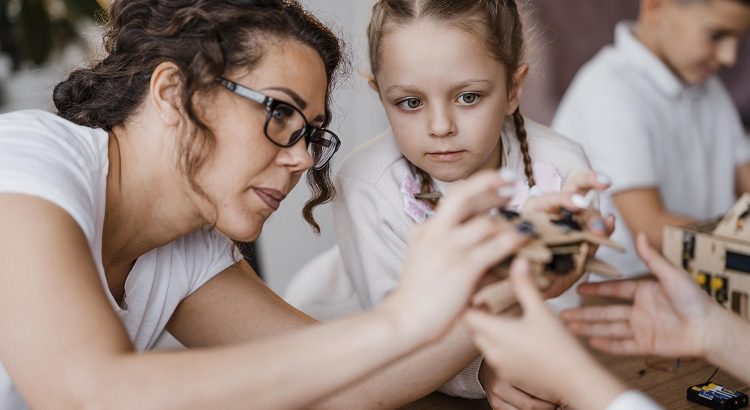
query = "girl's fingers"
(491, 383, 557, 410)
(562, 170, 611, 195)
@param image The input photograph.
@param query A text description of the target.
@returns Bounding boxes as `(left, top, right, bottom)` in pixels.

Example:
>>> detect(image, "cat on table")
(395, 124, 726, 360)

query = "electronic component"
(687, 382, 749, 410)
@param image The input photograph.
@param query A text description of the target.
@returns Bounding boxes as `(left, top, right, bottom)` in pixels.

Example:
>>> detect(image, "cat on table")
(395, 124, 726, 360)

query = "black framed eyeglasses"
(216, 77, 341, 170)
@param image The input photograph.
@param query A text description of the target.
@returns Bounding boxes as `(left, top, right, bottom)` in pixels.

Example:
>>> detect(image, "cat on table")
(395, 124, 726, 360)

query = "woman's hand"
(562, 233, 720, 358)
(466, 258, 627, 410)
(384, 170, 530, 344)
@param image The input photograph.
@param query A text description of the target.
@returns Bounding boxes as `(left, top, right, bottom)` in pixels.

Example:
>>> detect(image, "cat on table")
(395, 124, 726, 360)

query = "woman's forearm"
(74, 304, 425, 410)
(312, 320, 480, 409)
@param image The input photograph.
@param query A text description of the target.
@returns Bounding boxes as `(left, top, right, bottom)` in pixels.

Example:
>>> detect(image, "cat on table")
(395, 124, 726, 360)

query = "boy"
(553, 0, 750, 277)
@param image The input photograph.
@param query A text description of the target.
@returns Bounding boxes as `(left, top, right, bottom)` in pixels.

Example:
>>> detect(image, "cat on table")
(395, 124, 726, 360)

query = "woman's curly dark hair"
(53, 0, 345, 232)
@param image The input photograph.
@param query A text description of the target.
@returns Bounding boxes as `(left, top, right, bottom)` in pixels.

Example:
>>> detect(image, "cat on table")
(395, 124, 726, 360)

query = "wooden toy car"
(473, 209, 625, 313)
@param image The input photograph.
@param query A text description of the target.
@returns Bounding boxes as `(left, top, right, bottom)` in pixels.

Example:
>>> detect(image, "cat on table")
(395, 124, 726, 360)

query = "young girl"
(286, 0, 612, 407)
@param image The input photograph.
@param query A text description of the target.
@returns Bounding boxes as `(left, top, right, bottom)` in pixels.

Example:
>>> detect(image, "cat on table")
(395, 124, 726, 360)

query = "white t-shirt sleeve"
(606, 390, 663, 410)
(0, 112, 100, 241)
(180, 229, 237, 295)
(333, 173, 407, 309)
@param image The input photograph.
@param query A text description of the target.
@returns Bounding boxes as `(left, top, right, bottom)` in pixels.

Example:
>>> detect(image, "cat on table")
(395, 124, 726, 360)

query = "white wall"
(259, 1, 388, 293)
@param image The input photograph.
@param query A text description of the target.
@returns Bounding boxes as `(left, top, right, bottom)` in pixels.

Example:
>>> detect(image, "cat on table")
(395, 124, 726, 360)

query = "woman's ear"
(367, 76, 380, 94)
(506, 64, 529, 115)
(149, 62, 184, 127)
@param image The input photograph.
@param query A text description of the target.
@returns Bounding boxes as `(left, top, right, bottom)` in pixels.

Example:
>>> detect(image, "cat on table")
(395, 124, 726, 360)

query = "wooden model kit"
(663, 194, 750, 319)
(473, 209, 625, 313)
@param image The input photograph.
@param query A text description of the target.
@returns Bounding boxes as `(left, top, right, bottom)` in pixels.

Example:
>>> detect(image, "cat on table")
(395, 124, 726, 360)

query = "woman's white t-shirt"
(0, 110, 236, 409)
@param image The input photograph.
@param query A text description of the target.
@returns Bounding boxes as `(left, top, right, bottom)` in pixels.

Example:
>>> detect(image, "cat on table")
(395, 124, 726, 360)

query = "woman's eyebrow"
(265, 87, 326, 124)
(265, 86, 308, 110)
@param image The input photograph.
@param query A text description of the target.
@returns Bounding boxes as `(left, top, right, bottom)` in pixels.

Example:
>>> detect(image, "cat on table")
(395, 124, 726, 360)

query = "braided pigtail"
(513, 109, 535, 187)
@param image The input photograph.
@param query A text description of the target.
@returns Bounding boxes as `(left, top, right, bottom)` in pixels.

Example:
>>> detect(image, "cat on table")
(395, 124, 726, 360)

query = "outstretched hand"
(562, 233, 720, 358)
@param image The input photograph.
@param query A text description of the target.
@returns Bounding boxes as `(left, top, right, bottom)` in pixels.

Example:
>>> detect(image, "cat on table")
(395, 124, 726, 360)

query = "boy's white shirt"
(553, 21, 750, 278)
(285, 118, 592, 398)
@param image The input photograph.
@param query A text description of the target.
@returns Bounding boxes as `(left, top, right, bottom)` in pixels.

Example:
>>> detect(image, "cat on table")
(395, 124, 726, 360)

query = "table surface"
(401, 295, 749, 409)
(402, 354, 748, 409)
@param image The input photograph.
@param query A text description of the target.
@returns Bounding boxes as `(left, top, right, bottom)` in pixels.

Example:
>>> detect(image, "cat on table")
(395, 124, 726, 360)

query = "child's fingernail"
(499, 168, 519, 182)
(516, 221, 536, 236)
(584, 190, 596, 204)
(571, 194, 589, 209)
(591, 218, 607, 232)
(596, 173, 611, 186)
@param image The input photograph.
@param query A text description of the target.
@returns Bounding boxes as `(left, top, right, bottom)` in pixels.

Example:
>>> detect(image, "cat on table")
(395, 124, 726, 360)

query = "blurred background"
(1, 0, 748, 294)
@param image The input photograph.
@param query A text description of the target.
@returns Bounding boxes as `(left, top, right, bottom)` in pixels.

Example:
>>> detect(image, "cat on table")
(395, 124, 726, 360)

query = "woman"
(0, 1, 529, 408)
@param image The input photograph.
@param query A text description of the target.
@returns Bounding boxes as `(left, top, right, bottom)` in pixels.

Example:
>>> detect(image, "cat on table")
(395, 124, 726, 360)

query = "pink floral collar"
(400, 163, 564, 224)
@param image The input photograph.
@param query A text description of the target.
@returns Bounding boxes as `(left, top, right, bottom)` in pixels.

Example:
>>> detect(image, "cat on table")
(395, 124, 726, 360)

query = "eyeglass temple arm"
(216, 78, 269, 106)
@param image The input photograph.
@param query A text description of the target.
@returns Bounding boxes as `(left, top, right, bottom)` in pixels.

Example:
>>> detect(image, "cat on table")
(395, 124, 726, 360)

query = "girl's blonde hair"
(367, 0, 535, 202)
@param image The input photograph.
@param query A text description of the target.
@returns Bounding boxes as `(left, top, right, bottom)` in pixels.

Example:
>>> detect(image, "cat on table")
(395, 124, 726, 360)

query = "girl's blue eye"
(458, 93, 481, 105)
(398, 98, 423, 111)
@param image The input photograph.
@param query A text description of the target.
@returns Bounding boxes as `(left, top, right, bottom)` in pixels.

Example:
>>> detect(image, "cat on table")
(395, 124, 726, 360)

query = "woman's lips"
(253, 188, 286, 210)
(426, 151, 465, 162)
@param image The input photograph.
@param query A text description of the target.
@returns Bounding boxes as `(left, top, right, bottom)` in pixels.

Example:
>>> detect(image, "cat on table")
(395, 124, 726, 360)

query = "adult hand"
(562, 233, 720, 358)
(466, 258, 627, 409)
(385, 170, 530, 344)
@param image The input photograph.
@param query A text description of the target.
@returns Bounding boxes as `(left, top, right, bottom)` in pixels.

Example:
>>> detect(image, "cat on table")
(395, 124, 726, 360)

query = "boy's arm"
(735, 162, 750, 196)
(613, 188, 695, 249)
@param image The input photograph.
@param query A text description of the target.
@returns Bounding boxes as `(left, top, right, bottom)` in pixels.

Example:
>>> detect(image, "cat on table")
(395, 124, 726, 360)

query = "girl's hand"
(466, 258, 627, 409)
(561, 169, 611, 197)
(562, 233, 720, 358)
(479, 360, 558, 410)
(523, 170, 615, 237)
(384, 170, 530, 343)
